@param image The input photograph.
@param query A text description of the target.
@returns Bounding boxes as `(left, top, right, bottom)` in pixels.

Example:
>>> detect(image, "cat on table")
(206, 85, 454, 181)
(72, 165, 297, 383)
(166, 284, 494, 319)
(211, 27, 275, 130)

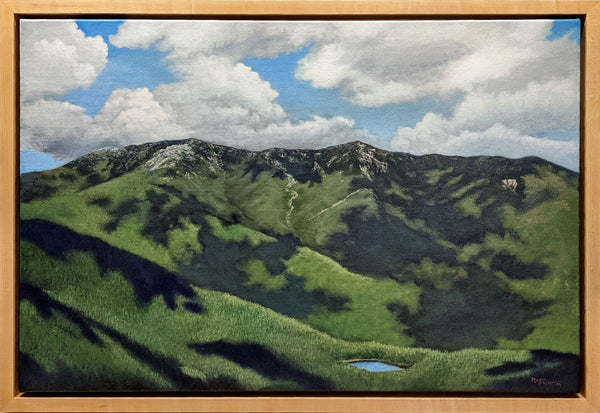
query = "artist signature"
(531, 377, 562, 387)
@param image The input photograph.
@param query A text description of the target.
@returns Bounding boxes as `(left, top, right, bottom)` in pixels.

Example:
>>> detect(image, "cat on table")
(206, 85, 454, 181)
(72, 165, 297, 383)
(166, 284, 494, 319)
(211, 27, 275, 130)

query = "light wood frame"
(1, 1, 599, 412)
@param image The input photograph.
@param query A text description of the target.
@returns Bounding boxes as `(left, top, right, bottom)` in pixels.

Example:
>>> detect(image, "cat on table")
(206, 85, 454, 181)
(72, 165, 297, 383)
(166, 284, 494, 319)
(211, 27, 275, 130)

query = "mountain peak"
(323, 140, 377, 151)
(320, 140, 389, 179)
(145, 142, 195, 171)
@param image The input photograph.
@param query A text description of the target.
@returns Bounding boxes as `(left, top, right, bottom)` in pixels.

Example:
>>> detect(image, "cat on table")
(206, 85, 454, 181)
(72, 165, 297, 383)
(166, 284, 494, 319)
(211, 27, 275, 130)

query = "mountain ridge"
(20, 136, 579, 354)
(19, 135, 580, 391)
(58, 138, 577, 177)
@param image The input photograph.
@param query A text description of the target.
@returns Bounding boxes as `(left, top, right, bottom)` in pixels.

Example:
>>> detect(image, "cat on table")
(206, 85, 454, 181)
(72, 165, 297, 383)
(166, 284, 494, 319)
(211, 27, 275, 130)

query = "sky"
(19, 19, 580, 173)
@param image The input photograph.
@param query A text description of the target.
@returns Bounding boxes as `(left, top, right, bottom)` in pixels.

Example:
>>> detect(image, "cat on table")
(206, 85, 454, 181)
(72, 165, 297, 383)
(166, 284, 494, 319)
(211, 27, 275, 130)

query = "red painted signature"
(531, 377, 561, 387)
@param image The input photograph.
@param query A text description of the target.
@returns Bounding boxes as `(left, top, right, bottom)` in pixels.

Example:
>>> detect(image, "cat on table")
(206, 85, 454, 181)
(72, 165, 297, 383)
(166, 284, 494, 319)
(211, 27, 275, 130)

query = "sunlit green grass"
(425, 167, 453, 185)
(243, 259, 287, 290)
(482, 166, 579, 354)
(20, 171, 183, 271)
(205, 215, 275, 246)
(450, 178, 489, 199)
(290, 172, 379, 246)
(20, 239, 533, 391)
(286, 247, 419, 346)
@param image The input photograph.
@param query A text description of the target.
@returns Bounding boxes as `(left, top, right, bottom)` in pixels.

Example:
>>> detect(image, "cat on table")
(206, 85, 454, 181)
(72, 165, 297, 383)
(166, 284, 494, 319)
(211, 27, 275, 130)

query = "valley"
(19, 139, 580, 392)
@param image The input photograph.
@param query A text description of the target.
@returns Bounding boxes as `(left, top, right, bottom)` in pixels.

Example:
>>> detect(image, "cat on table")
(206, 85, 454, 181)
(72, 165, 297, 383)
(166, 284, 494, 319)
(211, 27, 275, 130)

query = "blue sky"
(20, 19, 581, 173)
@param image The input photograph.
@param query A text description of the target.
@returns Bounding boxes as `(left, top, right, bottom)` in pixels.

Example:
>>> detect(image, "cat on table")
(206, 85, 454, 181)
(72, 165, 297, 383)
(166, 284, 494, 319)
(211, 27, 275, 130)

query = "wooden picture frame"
(1, 0, 599, 411)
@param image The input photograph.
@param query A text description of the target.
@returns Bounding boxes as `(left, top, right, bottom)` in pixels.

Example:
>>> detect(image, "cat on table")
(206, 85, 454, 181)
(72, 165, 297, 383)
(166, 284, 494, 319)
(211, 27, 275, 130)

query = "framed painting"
(1, 0, 599, 412)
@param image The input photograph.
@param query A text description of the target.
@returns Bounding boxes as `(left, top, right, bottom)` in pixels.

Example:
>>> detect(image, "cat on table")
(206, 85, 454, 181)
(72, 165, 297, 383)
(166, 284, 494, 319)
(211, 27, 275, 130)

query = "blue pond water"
(348, 361, 403, 372)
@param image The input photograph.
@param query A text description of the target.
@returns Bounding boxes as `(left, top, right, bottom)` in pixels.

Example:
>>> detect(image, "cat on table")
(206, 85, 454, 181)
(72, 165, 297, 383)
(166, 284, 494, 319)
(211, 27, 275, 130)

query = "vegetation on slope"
(19, 139, 580, 392)
(21, 237, 578, 392)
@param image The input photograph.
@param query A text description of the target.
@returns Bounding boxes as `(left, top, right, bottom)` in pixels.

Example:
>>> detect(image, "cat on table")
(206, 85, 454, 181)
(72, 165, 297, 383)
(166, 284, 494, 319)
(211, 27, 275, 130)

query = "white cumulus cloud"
(21, 99, 95, 159)
(20, 20, 108, 102)
(296, 20, 578, 107)
(21, 20, 369, 159)
(21, 89, 188, 160)
(450, 78, 579, 135)
(109, 20, 326, 64)
(106, 21, 370, 152)
(391, 113, 579, 171)
(89, 88, 189, 146)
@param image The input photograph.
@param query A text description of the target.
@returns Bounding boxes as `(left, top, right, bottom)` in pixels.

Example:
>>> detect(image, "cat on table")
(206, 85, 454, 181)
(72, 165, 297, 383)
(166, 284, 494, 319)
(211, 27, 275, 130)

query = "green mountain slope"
(20, 227, 577, 392)
(19, 139, 580, 391)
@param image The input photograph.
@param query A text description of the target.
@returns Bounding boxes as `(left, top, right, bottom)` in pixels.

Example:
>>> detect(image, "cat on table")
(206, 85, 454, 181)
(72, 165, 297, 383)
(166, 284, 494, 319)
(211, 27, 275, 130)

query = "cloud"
(450, 78, 579, 135)
(296, 21, 578, 108)
(21, 88, 187, 160)
(21, 85, 368, 160)
(107, 21, 371, 151)
(20, 99, 95, 159)
(20, 20, 368, 159)
(389, 63, 579, 171)
(19, 19, 111, 159)
(20, 20, 108, 102)
(109, 20, 325, 64)
(391, 113, 579, 171)
(223, 115, 372, 150)
(152, 55, 286, 130)
(90, 88, 189, 146)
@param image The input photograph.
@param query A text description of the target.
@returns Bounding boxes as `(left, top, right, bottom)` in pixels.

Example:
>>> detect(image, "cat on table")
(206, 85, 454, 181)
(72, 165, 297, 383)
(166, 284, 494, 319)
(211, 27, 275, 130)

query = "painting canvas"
(18, 19, 580, 393)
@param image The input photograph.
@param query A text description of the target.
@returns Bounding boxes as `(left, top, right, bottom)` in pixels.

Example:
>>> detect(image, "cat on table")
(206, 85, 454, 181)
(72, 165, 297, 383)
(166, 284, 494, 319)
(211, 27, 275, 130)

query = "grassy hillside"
(19, 139, 580, 392)
(20, 237, 578, 392)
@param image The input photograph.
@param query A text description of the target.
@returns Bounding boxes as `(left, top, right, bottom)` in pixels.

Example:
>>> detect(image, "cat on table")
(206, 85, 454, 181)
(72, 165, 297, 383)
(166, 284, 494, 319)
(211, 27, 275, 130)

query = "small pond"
(346, 360, 404, 372)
